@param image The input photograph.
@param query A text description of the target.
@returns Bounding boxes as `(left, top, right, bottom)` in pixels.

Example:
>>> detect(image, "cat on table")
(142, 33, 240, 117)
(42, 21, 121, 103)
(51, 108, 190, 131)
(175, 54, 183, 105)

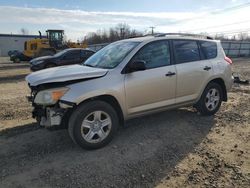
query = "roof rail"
(154, 33, 214, 40)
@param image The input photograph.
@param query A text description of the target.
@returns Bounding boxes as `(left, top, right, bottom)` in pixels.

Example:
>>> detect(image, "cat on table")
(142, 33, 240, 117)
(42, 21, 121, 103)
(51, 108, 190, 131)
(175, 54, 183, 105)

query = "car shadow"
(0, 107, 216, 188)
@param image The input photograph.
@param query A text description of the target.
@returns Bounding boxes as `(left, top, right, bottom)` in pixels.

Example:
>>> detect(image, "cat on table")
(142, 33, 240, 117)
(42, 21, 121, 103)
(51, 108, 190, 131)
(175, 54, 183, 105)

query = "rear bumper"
(11, 54, 31, 61)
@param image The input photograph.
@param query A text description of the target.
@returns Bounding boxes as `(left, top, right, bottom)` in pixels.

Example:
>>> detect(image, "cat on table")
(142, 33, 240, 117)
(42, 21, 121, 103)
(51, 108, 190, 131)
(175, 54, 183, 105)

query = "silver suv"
(26, 34, 233, 149)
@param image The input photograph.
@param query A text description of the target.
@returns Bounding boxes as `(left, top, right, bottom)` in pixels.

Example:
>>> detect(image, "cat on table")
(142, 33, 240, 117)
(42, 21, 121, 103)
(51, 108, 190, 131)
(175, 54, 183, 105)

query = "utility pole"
(120, 27, 125, 39)
(149, 26, 155, 35)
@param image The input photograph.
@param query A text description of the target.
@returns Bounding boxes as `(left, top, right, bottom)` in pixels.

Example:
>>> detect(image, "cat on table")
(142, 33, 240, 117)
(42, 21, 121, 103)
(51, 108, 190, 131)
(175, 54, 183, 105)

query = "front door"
(124, 40, 176, 115)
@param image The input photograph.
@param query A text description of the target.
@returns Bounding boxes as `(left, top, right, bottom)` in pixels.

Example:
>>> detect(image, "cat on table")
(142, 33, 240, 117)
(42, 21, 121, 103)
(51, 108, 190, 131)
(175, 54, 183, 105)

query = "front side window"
(200, 41, 217, 59)
(132, 40, 171, 69)
(173, 40, 200, 64)
(84, 41, 140, 69)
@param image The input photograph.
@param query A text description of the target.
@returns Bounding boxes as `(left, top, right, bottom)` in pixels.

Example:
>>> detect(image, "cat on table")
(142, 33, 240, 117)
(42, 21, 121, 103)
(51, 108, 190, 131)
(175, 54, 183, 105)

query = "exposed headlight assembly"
(34, 87, 69, 106)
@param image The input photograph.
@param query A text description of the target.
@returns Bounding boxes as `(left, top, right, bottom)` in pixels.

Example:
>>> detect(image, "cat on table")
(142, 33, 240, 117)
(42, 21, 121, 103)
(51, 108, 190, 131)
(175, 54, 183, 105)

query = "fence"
(221, 41, 250, 57)
(88, 40, 250, 58)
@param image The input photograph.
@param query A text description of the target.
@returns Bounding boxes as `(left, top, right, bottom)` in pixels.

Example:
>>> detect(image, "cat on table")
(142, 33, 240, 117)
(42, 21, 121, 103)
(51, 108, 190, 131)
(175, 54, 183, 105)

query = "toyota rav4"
(26, 34, 233, 149)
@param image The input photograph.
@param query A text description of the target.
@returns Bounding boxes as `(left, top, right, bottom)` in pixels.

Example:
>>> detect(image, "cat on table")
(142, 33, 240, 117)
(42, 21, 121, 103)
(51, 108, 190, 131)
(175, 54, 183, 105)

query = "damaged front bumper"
(34, 107, 66, 128)
(27, 95, 73, 128)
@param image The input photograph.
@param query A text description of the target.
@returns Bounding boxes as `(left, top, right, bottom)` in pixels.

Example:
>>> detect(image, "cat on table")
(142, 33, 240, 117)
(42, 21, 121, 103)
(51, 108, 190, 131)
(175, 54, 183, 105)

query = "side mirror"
(128, 60, 146, 72)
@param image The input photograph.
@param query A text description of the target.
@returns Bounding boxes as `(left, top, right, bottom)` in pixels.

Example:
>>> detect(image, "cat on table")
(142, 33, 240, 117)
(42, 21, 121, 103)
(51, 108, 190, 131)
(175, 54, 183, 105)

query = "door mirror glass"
(129, 60, 146, 72)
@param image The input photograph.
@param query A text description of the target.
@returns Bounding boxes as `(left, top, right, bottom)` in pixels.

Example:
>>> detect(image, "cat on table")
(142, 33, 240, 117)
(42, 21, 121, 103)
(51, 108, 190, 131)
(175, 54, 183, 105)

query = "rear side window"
(64, 50, 80, 60)
(200, 41, 217, 59)
(173, 40, 200, 64)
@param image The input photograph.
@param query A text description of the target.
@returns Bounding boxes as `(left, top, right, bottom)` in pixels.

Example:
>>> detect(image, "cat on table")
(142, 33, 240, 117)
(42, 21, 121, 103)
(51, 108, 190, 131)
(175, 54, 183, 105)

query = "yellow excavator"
(23, 30, 87, 59)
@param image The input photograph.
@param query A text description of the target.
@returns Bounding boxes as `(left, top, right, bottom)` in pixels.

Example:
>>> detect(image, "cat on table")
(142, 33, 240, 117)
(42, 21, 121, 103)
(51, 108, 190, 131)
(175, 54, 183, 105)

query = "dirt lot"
(0, 57, 249, 188)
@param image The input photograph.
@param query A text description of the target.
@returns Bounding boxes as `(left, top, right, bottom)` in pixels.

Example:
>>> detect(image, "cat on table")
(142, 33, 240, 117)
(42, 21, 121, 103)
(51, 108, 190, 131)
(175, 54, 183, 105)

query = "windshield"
(83, 41, 140, 69)
(53, 49, 71, 57)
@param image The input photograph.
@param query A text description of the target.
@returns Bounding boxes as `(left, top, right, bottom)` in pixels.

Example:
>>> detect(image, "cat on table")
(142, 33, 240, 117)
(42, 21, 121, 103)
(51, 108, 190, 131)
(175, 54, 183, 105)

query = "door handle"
(203, 66, 211, 71)
(165, 72, 176, 77)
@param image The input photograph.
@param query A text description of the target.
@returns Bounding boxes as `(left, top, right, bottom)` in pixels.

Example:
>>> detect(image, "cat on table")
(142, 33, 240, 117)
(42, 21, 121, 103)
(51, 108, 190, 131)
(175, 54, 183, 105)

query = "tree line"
(83, 23, 143, 44)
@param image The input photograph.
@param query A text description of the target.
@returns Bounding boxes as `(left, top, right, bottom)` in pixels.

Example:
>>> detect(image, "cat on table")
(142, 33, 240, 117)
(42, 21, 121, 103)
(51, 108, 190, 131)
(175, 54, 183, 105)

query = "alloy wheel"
(81, 111, 112, 143)
(205, 88, 220, 111)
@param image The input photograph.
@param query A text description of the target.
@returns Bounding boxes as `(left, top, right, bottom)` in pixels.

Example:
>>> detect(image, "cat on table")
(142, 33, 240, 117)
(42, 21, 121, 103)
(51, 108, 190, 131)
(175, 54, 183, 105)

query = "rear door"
(60, 50, 81, 65)
(173, 40, 214, 103)
(124, 40, 176, 115)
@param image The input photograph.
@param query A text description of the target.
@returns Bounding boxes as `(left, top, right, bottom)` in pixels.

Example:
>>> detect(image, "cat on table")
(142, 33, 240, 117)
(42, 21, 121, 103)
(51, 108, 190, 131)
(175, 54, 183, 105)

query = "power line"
(211, 2, 250, 13)
(208, 28, 250, 35)
(186, 20, 250, 32)
(156, 2, 250, 27)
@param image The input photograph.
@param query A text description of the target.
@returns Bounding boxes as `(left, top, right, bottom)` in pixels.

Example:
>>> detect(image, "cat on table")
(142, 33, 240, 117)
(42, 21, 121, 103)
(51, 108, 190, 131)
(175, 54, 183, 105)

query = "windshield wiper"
(84, 64, 95, 67)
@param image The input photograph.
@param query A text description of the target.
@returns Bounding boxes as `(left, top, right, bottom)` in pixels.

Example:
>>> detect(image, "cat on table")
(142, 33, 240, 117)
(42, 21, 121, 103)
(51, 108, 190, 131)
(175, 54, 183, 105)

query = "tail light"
(224, 56, 232, 65)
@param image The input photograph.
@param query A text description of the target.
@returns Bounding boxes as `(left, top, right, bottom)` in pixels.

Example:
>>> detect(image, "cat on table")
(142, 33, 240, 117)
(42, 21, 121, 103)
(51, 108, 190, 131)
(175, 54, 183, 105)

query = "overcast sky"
(0, 0, 250, 41)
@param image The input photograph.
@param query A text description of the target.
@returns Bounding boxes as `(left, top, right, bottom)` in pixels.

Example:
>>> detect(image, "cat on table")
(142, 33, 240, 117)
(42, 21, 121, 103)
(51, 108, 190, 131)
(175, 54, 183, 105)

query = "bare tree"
(238, 32, 249, 40)
(83, 23, 143, 44)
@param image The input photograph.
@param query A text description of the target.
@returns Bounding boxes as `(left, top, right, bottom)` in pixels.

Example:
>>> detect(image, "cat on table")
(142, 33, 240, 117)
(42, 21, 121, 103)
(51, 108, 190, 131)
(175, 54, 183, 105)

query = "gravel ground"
(0, 57, 249, 188)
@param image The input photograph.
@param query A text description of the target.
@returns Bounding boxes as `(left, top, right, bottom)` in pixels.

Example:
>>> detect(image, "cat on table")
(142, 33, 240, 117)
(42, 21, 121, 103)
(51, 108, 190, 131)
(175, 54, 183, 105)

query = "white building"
(0, 34, 45, 56)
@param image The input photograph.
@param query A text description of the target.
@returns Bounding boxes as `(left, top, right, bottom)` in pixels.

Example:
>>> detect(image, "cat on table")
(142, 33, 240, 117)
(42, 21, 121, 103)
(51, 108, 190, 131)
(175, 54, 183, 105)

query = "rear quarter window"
(200, 41, 217, 59)
(173, 40, 200, 64)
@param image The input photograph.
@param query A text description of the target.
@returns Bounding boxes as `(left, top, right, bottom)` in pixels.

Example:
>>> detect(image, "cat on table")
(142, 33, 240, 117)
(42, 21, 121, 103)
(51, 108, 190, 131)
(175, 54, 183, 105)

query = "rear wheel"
(196, 82, 223, 116)
(68, 101, 119, 150)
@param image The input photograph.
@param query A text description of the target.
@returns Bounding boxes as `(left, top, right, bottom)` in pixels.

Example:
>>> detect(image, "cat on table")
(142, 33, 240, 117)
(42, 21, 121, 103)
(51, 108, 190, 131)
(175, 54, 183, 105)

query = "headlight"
(31, 60, 44, 65)
(34, 87, 69, 105)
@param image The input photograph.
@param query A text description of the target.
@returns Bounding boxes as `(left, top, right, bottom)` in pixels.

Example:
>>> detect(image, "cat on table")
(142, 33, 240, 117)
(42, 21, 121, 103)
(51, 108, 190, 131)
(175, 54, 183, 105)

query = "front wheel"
(195, 82, 223, 116)
(68, 101, 119, 150)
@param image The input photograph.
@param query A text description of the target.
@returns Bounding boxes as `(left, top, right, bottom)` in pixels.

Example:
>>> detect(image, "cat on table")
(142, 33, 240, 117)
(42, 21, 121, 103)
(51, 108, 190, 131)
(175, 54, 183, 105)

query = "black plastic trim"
(59, 100, 76, 107)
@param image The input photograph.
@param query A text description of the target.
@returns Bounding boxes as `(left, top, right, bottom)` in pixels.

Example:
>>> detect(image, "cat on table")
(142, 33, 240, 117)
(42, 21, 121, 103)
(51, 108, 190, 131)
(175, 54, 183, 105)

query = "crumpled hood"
(26, 64, 108, 86)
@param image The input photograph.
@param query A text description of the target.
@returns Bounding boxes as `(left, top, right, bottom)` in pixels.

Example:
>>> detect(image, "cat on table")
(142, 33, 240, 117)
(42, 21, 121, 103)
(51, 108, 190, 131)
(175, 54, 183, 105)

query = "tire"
(195, 82, 223, 116)
(68, 101, 119, 150)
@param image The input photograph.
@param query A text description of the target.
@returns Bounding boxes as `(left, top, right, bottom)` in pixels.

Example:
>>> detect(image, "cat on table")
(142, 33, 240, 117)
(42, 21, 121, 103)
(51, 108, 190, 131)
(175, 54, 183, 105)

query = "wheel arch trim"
(197, 77, 228, 102)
